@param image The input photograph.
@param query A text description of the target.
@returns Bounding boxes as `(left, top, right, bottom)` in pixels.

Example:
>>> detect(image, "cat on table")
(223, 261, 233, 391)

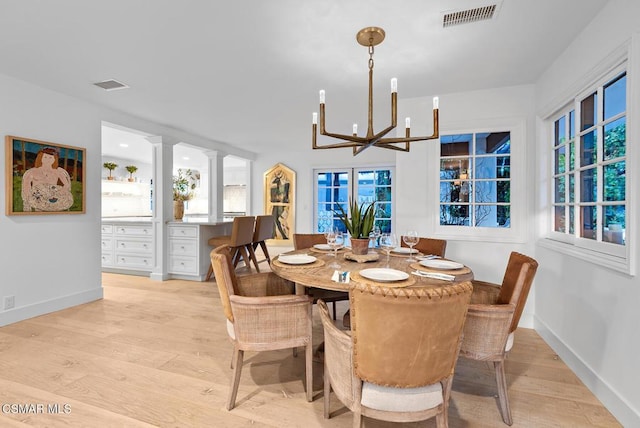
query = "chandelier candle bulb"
(433, 96, 439, 109)
(391, 78, 397, 93)
(405, 117, 411, 129)
(353, 124, 358, 134)
(319, 90, 325, 104)
(312, 112, 318, 124)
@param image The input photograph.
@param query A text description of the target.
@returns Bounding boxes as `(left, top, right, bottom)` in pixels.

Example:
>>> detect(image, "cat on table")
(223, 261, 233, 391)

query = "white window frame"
(433, 118, 527, 243)
(313, 166, 395, 234)
(540, 45, 636, 276)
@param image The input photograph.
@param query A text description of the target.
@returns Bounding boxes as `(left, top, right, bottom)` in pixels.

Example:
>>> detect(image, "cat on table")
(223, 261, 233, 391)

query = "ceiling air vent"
(442, 3, 499, 28)
(93, 79, 129, 91)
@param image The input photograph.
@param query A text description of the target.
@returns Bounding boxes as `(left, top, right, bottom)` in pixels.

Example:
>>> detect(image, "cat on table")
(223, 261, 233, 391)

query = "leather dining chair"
(206, 216, 255, 281)
(210, 244, 313, 410)
(248, 214, 275, 272)
(319, 281, 473, 427)
(458, 251, 539, 425)
(400, 236, 447, 257)
(293, 233, 349, 321)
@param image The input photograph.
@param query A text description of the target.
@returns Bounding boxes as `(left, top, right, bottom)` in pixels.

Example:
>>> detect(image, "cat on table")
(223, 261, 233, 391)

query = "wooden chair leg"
(236, 246, 252, 273)
(352, 412, 362, 428)
(205, 263, 214, 281)
(230, 345, 238, 369)
(246, 244, 261, 273)
(323, 356, 331, 419)
(305, 342, 313, 402)
(227, 349, 244, 410)
(494, 359, 513, 425)
(332, 302, 337, 320)
(259, 241, 271, 264)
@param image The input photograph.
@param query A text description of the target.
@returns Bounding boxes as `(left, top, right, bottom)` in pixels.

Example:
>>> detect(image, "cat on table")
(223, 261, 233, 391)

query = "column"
(148, 135, 178, 281)
(205, 150, 225, 221)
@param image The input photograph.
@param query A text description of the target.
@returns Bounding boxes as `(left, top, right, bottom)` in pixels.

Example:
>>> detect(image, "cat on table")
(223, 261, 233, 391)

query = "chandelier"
(312, 27, 439, 156)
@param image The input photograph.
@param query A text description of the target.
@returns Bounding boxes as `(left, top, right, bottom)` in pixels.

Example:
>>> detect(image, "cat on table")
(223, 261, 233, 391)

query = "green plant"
(125, 165, 138, 179)
(333, 199, 376, 239)
(173, 168, 197, 201)
(103, 162, 118, 178)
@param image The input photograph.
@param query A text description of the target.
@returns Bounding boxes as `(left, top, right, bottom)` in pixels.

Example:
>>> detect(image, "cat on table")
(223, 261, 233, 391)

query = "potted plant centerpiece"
(172, 168, 197, 220)
(334, 199, 376, 255)
(125, 165, 138, 182)
(103, 162, 118, 180)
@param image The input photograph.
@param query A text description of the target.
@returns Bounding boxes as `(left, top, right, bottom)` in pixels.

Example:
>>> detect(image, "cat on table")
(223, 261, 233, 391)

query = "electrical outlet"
(3, 295, 15, 310)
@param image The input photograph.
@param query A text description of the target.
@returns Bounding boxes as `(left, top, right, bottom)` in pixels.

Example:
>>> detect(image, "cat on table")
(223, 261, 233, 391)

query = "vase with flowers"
(172, 168, 197, 220)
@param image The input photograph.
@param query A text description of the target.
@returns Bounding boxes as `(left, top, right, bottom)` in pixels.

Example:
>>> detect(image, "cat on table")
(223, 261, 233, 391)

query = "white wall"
(0, 72, 254, 327)
(534, 0, 640, 425)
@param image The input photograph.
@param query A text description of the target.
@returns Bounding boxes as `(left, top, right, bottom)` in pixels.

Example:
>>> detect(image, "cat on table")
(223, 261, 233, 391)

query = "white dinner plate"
(359, 268, 409, 282)
(313, 243, 332, 250)
(391, 247, 418, 254)
(419, 259, 464, 270)
(278, 254, 317, 265)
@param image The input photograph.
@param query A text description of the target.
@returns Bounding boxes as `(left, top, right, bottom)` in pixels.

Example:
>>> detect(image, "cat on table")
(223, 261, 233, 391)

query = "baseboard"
(0, 288, 103, 327)
(534, 317, 639, 427)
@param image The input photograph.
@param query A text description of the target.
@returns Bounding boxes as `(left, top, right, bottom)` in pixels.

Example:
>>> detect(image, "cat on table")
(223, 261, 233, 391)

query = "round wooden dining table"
(270, 246, 473, 294)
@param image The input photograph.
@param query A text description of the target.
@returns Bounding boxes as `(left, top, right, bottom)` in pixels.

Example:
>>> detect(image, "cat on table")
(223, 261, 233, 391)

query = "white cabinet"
(102, 220, 154, 274)
(168, 225, 199, 276)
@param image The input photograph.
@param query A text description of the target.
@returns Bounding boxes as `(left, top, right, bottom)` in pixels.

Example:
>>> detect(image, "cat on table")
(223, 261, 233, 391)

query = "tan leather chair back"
(350, 282, 473, 388)
(253, 215, 275, 242)
(401, 236, 447, 257)
(293, 233, 326, 250)
(497, 252, 539, 333)
(210, 245, 239, 322)
(229, 216, 256, 247)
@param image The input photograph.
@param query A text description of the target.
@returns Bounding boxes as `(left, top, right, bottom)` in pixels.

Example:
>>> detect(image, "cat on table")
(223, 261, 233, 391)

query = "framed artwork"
(5, 135, 86, 215)
(264, 163, 295, 244)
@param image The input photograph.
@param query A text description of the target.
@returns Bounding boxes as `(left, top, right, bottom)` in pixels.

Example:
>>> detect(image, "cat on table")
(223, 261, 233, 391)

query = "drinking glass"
(379, 233, 397, 268)
(325, 228, 337, 255)
(368, 225, 381, 252)
(402, 231, 419, 262)
(328, 231, 344, 268)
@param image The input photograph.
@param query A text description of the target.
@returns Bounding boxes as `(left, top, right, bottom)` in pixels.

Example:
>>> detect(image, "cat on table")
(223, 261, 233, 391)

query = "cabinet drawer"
(101, 237, 113, 251)
(115, 254, 153, 270)
(101, 224, 114, 234)
(116, 239, 152, 254)
(169, 257, 198, 274)
(101, 252, 114, 267)
(115, 224, 152, 236)
(169, 239, 197, 256)
(169, 226, 197, 238)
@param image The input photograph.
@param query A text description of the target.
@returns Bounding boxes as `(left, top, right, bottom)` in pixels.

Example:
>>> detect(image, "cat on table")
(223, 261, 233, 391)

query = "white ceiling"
(0, 0, 609, 157)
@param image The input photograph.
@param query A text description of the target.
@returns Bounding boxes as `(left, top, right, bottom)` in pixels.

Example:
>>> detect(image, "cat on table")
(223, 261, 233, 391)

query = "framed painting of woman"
(264, 163, 295, 244)
(5, 135, 86, 215)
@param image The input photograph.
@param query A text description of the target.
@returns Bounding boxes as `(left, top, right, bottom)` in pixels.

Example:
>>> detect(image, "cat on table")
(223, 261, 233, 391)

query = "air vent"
(442, 3, 499, 28)
(93, 79, 129, 91)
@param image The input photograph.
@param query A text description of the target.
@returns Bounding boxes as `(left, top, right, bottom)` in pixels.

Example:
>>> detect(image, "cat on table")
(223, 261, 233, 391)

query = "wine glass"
(402, 231, 419, 262)
(325, 228, 337, 255)
(328, 230, 344, 268)
(379, 233, 397, 268)
(368, 225, 381, 252)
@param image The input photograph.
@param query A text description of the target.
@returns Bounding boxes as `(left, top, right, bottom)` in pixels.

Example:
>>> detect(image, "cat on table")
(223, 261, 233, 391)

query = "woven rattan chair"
(400, 236, 447, 257)
(293, 233, 349, 321)
(206, 216, 255, 281)
(249, 214, 275, 272)
(210, 244, 313, 410)
(459, 251, 539, 425)
(319, 281, 473, 427)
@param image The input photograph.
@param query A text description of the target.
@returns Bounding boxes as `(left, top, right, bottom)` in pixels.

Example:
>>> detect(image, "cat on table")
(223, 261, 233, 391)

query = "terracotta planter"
(173, 200, 185, 220)
(350, 238, 370, 255)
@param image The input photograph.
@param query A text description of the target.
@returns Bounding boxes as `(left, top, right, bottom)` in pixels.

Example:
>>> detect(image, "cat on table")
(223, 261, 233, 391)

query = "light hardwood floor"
(0, 273, 620, 427)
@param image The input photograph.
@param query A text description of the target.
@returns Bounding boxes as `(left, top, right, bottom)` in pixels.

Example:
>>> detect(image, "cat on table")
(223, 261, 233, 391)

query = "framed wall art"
(264, 163, 295, 244)
(5, 135, 86, 215)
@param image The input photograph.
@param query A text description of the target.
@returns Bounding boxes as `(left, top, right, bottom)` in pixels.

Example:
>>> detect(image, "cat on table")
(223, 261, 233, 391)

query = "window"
(439, 132, 511, 228)
(551, 71, 627, 256)
(314, 167, 394, 234)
